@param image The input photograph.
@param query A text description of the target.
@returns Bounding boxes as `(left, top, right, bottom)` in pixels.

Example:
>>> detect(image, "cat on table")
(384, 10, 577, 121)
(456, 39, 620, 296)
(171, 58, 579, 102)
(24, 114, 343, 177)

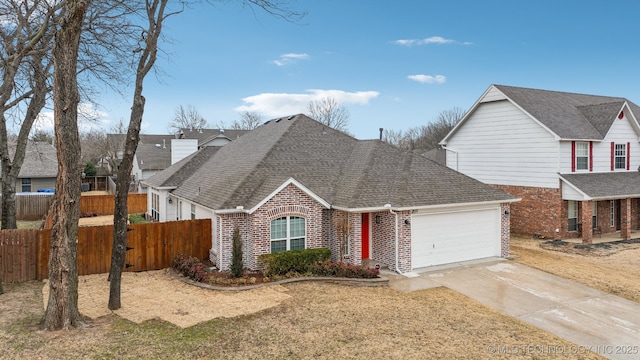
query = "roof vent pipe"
(379, 128, 383, 140)
(163, 139, 166, 149)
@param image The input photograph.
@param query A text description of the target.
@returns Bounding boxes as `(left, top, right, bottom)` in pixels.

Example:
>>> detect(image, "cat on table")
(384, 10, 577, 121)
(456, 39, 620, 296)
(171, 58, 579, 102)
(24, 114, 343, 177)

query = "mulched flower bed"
(541, 238, 640, 257)
(173, 254, 379, 287)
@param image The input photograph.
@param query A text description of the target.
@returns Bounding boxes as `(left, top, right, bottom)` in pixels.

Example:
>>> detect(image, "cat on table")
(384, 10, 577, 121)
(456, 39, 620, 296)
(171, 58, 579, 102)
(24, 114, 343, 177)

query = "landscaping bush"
(258, 248, 331, 277)
(128, 213, 149, 224)
(230, 226, 243, 278)
(310, 261, 379, 279)
(173, 254, 209, 282)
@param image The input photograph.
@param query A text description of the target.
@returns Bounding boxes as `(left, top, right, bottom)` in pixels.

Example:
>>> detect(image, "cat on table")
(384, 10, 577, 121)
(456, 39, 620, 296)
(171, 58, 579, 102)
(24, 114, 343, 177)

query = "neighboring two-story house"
(440, 84, 640, 244)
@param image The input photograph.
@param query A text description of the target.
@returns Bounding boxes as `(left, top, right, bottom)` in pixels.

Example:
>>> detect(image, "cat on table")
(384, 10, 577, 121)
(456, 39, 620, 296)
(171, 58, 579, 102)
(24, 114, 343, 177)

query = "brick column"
(621, 198, 632, 240)
(580, 200, 592, 244)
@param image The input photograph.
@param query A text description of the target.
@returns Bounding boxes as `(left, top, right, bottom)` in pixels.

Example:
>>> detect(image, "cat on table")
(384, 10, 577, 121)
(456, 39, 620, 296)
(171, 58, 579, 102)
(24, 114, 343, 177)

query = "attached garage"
(411, 206, 501, 269)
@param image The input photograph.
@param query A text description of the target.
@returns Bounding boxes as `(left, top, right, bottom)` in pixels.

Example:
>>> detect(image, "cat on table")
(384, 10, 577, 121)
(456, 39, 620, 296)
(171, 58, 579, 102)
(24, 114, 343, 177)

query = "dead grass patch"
(3, 275, 604, 359)
(511, 235, 640, 303)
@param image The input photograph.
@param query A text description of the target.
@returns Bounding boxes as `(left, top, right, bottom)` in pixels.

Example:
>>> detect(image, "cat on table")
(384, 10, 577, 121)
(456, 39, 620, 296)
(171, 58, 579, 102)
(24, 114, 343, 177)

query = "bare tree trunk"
(108, 0, 167, 311)
(41, 0, 88, 330)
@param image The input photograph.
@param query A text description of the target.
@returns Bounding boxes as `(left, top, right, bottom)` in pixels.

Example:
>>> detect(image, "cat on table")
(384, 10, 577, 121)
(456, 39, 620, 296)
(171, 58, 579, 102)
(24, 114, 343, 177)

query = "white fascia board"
(144, 184, 177, 190)
(247, 177, 330, 214)
(440, 85, 493, 145)
(332, 199, 520, 213)
(394, 198, 520, 212)
(621, 102, 640, 140)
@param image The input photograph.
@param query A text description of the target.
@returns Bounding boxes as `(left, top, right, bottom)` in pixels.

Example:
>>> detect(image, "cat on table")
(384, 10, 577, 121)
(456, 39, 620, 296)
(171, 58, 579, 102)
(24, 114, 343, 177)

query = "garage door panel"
(411, 208, 500, 268)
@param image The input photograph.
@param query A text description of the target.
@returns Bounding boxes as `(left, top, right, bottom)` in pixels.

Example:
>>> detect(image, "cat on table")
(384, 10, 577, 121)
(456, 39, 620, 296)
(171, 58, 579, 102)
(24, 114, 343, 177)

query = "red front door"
(361, 213, 370, 259)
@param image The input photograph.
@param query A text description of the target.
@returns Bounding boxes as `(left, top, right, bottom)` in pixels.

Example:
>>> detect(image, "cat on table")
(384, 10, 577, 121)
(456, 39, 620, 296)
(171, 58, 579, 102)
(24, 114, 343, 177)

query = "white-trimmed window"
(610, 200, 615, 227)
(151, 193, 159, 221)
(191, 204, 196, 220)
(270, 216, 306, 253)
(576, 142, 589, 170)
(592, 202, 597, 229)
(568, 200, 578, 232)
(615, 143, 626, 169)
(21, 178, 31, 192)
(178, 200, 183, 220)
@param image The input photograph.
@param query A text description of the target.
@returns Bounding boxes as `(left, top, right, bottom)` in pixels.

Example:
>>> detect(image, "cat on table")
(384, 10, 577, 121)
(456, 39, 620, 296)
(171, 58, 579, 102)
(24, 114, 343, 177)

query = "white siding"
(561, 181, 587, 201)
(171, 139, 198, 165)
(599, 113, 640, 172)
(445, 100, 560, 188)
(481, 87, 508, 102)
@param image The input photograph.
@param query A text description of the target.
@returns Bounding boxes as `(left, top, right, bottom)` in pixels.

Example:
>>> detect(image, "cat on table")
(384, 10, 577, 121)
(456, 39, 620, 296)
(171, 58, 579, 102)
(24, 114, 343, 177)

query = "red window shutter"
(589, 141, 593, 171)
(627, 142, 631, 170)
(611, 142, 615, 171)
(571, 141, 576, 172)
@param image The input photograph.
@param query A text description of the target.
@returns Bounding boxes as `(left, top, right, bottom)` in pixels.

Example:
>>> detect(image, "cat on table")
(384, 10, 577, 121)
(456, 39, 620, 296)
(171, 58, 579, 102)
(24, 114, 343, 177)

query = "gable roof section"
(443, 85, 640, 142)
(10, 141, 57, 178)
(494, 85, 638, 140)
(560, 172, 640, 200)
(147, 114, 515, 211)
(144, 146, 220, 188)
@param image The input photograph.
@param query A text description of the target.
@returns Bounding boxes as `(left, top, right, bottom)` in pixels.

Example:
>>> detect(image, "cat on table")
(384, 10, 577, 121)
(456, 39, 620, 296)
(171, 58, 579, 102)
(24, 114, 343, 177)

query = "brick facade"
(493, 183, 640, 243)
(501, 203, 511, 257)
(493, 184, 562, 239)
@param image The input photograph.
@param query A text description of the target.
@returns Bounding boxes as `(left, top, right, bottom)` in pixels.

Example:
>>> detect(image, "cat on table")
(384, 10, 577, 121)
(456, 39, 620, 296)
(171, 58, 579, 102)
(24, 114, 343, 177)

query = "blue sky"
(44, 0, 640, 139)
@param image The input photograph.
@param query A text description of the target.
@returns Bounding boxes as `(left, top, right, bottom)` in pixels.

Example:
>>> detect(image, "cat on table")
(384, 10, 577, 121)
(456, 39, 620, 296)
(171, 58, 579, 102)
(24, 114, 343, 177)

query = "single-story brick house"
(143, 114, 517, 274)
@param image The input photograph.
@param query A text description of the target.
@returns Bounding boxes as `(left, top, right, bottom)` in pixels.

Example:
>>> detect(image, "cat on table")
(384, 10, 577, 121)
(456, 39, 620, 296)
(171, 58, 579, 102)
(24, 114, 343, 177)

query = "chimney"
(379, 128, 383, 140)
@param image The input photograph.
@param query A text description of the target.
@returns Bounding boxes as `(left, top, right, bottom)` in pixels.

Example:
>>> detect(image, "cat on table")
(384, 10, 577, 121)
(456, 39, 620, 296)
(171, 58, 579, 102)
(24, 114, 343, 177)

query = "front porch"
(564, 229, 640, 244)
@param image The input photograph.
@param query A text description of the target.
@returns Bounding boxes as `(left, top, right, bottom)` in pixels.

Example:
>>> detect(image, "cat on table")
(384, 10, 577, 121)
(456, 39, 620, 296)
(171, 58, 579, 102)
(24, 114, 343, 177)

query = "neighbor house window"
(615, 143, 627, 169)
(568, 200, 578, 232)
(610, 200, 615, 227)
(151, 193, 159, 221)
(270, 216, 306, 253)
(576, 142, 589, 170)
(191, 204, 196, 220)
(178, 200, 183, 220)
(21, 178, 31, 192)
(592, 202, 598, 229)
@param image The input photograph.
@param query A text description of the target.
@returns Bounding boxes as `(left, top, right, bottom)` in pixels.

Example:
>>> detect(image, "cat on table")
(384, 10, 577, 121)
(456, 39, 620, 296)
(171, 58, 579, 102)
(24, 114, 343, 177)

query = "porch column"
(580, 200, 592, 245)
(621, 198, 632, 240)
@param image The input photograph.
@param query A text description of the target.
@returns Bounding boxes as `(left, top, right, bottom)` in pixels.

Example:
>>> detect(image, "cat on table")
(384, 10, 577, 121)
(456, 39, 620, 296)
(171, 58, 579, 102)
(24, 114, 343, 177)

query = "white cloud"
(34, 102, 111, 133)
(273, 53, 310, 66)
(408, 74, 446, 84)
(393, 36, 469, 46)
(234, 89, 380, 117)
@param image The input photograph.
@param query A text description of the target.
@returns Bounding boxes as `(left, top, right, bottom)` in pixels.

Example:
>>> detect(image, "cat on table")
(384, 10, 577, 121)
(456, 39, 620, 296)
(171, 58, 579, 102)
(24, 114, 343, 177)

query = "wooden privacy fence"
(1, 218, 211, 282)
(0, 193, 55, 221)
(80, 193, 147, 215)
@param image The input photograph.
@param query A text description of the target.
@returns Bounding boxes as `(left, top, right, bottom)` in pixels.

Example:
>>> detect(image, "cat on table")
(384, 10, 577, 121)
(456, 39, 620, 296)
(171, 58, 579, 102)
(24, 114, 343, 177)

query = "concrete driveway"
(389, 259, 640, 360)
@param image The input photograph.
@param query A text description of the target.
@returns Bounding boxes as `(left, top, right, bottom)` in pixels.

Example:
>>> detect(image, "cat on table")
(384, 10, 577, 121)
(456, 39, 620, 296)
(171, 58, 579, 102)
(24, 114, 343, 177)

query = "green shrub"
(309, 261, 379, 279)
(258, 248, 331, 277)
(128, 213, 148, 224)
(230, 226, 243, 278)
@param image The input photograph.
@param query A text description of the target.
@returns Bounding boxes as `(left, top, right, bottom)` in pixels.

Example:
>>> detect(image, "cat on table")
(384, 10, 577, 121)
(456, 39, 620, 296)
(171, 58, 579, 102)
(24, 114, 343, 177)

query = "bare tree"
(230, 111, 262, 130)
(0, 0, 58, 231)
(383, 107, 464, 151)
(108, 0, 174, 311)
(168, 104, 208, 133)
(41, 0, 88, 330)
(306, 97, 350, 132)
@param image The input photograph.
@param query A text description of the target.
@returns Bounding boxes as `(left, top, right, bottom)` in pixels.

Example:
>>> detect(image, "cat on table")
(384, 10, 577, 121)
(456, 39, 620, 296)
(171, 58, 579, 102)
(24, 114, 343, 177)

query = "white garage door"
(411, 207, 501, 269)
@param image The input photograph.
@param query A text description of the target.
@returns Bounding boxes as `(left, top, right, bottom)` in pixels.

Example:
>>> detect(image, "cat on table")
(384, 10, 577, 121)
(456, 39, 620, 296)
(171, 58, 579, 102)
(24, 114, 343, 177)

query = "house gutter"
(384, 204, 403, 275)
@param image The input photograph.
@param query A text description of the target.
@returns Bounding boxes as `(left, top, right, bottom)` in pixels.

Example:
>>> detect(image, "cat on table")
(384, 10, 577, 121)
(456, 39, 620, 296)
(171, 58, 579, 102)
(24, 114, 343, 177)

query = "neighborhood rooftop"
(145, 114, 515, 211)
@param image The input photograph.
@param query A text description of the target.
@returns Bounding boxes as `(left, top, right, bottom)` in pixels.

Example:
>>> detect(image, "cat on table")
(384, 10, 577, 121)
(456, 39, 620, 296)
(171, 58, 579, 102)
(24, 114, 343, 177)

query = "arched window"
(271, 216, 306, 253)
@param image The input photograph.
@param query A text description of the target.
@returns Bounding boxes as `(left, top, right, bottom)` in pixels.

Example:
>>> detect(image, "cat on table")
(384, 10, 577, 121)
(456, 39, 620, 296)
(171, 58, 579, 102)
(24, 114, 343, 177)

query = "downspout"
(384, 204, 403, 274)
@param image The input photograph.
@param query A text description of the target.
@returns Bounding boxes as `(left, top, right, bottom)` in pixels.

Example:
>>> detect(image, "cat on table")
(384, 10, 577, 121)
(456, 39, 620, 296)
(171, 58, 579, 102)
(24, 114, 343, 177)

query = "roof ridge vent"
(287, 115, 295, 120)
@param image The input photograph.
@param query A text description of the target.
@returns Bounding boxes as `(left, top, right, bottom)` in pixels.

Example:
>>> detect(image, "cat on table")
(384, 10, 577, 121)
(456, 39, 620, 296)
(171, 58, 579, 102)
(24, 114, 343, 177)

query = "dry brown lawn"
(510, 235, 640, 303)
(1, 271, 604, 359)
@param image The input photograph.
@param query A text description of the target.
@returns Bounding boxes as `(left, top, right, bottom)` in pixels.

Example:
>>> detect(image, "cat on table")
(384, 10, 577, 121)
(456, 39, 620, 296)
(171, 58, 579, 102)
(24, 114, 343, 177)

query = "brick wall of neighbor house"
(633, 199, 640, 230)
(249, 184, 325, 270)
(493, 185, 562, 239)
(501, 203, 511, 257)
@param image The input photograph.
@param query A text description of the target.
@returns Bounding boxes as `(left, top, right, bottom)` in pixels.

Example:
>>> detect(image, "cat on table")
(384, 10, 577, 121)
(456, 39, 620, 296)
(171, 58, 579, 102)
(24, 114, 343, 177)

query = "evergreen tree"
(230, 226, 243, 278)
